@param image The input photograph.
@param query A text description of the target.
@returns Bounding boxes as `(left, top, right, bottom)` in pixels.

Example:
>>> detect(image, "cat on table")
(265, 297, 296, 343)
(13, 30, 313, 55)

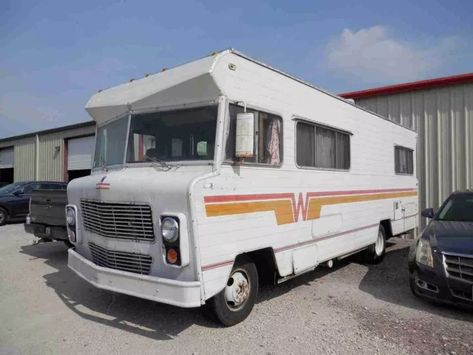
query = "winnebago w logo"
(203, 188, 417, 225)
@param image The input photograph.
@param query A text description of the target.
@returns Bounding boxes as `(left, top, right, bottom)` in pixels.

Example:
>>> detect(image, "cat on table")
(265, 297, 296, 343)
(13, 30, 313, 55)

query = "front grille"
(89, 242, 152, 275)
(81, 199, 154, 241)
(444, 253, 473, 283)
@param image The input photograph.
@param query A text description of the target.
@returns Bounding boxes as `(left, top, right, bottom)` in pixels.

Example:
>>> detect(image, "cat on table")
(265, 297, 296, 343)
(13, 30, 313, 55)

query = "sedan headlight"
(161, 217, 179, 243)
(415, 238, 434, 267)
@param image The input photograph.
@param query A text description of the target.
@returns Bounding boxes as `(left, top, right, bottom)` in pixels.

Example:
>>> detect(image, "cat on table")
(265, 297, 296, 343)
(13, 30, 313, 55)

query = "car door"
(13, 183, 41, 218)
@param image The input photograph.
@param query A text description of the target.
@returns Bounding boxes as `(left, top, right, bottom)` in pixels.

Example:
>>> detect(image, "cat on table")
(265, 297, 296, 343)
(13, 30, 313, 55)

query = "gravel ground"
(0, 223, 472, 355)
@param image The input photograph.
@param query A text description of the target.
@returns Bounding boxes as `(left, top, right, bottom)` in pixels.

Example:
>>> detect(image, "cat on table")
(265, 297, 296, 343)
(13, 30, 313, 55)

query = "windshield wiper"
(146, 156, 172, 171)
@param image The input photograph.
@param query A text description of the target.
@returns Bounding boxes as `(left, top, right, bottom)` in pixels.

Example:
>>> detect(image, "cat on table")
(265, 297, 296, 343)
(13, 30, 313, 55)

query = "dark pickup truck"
(24, 184, 70, 246)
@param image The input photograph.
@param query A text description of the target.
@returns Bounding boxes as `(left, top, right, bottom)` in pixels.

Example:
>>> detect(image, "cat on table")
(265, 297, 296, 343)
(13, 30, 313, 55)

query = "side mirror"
(421, 208, 434, 219)
(235, 112, 255, 159)
(13, 190, 24, 196)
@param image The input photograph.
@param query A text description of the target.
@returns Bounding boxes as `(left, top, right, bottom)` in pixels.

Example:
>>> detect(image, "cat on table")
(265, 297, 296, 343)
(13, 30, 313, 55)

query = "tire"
(409, 272, 419, 298)
(365, 225, 386, 264)
(0, 207, 7, 226)
(209, 258, 259, 327)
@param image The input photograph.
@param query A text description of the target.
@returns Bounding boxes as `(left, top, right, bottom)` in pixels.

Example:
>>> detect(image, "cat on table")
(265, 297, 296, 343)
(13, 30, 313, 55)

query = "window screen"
(296, 122, 350, 170)
(395, 146, 414, 174)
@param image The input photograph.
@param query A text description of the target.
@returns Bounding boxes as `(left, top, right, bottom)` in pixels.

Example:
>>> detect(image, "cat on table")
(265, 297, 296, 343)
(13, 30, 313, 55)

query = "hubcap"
(375, 231, 384, 256)
(0, 211, 5, 224)
(224, 270, 250, 310)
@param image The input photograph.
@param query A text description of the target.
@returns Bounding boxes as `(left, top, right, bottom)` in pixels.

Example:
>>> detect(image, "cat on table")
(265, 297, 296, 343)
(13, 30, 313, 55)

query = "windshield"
(0, 182, 25, 194)
(126, 106, 217, 163)
(93, 116, 129, 168)
(436, 194, 473, 222)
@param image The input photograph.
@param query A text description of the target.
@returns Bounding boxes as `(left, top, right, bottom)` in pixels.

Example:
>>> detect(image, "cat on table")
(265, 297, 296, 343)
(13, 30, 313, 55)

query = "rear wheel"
(209, 258, 258, 326)
(0, 207, 7, 226)
(365, 225, 386, 264)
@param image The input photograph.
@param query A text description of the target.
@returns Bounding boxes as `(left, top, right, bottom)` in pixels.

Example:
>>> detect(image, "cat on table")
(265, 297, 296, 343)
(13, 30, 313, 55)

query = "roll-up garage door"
(0, 147, 14, 169)
(67, 136, 95, 170)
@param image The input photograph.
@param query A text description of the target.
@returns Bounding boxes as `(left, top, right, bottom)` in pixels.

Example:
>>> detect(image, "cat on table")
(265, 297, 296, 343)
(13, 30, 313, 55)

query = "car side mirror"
(421, 208, 434, 219)
(235, 112, 255, 159)
(13, 190, 24, 196)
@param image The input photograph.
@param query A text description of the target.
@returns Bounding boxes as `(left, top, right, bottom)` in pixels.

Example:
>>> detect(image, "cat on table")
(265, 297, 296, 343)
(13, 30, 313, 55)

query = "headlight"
(415, 238, 434, 267)
(161, 217, 179, 243)
(66, 208, 76, 226)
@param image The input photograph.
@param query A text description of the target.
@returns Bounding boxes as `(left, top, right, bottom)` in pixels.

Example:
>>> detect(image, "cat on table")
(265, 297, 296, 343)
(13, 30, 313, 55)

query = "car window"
(437, 195, 473, 222)
(23, 183, 40, 194)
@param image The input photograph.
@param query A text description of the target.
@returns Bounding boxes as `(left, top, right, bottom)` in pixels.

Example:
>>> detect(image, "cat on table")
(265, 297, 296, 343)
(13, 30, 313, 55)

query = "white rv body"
(67, 50, 417, 310)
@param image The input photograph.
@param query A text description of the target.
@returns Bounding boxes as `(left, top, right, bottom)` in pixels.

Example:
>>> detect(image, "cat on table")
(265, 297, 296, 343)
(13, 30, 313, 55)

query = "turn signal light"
(166, 248, 178, 264)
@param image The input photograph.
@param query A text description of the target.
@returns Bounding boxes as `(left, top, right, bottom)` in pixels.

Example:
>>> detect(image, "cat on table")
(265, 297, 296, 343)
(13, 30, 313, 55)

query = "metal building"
(0, 121, 96, 186)
(340, 73, 473, 226)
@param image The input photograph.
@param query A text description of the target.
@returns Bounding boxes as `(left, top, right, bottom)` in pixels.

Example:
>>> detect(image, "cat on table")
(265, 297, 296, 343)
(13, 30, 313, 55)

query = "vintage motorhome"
(66, 49, 417, 326)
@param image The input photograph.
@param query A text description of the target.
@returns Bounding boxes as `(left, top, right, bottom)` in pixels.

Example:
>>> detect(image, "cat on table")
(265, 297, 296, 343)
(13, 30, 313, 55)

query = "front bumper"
(409, 262, 473, 308)
(24, 222, 68, 241)
(68, 248, 202, 308)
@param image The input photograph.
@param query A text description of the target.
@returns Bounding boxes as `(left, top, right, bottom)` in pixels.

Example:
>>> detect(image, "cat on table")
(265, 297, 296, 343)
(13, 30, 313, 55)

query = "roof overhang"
(85, 54, 223, 123)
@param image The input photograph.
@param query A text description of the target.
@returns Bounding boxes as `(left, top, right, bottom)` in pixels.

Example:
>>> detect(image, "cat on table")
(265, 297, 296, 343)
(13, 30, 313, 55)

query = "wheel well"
(0, 205, 8, 215)
(235, 248, 278, 285)
(380, 219, 393, 239)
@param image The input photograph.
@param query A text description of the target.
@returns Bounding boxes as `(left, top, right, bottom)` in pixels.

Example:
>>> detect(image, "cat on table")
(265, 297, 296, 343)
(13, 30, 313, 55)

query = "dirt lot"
(1, 223, 472, 355)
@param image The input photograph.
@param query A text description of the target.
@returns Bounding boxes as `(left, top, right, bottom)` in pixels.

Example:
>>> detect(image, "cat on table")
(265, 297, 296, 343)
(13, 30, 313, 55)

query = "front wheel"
(365, 225, 386, 264)
(0, 207, 7, 226)
(209, 258, 258, 326)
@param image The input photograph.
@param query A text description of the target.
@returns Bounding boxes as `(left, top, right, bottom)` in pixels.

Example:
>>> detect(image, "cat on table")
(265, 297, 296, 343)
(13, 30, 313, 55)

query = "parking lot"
(0, 223, 471, 355)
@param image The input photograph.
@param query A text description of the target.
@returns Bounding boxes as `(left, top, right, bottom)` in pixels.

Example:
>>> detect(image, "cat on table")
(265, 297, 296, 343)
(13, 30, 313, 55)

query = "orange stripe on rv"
(204, 189, 417, 225)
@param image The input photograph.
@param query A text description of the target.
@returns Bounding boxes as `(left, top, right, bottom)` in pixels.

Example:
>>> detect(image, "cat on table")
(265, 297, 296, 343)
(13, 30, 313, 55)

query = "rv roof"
(85, 49, 410, 131)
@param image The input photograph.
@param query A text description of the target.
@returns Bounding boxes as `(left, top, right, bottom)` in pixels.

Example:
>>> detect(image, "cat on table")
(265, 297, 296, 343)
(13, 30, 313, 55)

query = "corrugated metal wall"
(356, 83, 473, 227)
(0, 124, 95, 183)
(38, 133, 64, 181)
(12, 138, 36, 181)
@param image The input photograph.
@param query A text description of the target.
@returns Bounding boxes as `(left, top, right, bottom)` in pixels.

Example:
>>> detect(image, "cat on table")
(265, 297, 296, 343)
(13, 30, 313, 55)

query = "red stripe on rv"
(204, 188, 417, 203)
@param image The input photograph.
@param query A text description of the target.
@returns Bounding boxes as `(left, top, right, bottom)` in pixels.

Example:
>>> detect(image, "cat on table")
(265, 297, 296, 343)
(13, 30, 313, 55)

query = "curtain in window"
(265, 118, 281, 165)
(296, 123, 315, 166)
(316, 127, 335, 168)
(336, 133, 350, 169)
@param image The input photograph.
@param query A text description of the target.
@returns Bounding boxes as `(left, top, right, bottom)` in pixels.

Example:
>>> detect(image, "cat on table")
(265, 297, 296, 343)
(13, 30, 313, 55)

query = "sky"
(1, 0, 472, 138)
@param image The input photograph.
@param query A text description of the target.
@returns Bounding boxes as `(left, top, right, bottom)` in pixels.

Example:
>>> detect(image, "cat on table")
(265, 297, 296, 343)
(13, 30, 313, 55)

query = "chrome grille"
(444, 253, 473, 283)
(89, 242, 152, 275)
(81, 199, 154, 241)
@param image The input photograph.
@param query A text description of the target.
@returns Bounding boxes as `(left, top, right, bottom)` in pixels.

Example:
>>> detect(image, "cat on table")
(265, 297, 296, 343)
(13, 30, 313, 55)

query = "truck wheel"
(0, 207, 7, 226)
(210, 258, 258, 326)
(365, 225, 386, 264)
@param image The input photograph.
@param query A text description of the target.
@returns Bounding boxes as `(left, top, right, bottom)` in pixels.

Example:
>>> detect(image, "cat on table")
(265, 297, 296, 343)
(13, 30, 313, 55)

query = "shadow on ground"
(20, 238, 472, 341)
(357, 240, 473, 323)
(20, 242, 219, 341)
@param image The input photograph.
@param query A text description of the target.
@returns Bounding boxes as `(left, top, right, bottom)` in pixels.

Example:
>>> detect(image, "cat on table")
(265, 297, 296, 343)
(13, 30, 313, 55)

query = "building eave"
(339, 72, 473, 99)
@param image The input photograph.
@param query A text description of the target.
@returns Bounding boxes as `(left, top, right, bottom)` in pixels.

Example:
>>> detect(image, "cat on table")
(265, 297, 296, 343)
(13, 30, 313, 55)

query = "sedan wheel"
(0, 208, 7, 226)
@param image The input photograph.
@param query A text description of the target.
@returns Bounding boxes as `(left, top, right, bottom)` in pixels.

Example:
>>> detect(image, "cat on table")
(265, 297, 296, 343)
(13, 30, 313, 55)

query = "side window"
(296, 123, 315, 166)
(23, 183, 40, 194)
(226, 104, 283, 165)
(296, 121, 350, 170)
(395, 146, 414, 174)
(129, 134, 156, 162)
